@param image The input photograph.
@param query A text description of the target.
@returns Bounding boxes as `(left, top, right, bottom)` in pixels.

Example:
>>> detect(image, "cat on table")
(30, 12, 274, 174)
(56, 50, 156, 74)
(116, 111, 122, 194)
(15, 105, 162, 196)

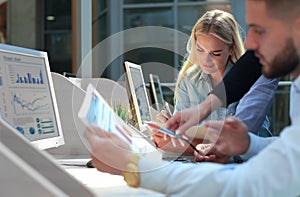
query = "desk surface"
(64, 166, 164, 197)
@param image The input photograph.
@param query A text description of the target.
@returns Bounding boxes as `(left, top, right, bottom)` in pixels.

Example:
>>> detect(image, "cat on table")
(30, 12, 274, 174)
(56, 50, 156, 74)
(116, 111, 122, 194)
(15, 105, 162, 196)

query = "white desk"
(64, 166, 164, 197)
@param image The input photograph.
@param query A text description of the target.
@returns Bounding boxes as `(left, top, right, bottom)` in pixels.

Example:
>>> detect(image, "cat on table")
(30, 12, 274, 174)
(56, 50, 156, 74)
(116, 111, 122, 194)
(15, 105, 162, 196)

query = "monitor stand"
(47, 73, 91, 161)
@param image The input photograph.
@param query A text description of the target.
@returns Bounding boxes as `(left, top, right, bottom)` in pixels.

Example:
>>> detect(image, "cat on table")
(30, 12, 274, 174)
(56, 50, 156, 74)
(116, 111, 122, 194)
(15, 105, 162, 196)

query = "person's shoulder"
(182, 65, 208, 86)
(186, 65, 202, 79)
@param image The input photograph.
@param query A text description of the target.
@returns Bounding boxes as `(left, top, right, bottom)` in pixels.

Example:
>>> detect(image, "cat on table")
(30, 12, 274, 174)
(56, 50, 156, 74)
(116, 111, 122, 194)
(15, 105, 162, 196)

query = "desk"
(64, 166, 164, 197)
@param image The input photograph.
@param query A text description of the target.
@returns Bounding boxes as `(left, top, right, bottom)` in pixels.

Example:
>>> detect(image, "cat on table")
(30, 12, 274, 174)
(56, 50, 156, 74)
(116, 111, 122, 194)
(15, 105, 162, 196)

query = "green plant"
(113, 102, 132, 124)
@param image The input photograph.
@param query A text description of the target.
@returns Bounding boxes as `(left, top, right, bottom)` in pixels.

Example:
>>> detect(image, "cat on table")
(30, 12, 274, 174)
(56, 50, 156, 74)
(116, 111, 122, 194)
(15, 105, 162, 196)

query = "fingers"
(196, 143, 213, 155)
(155, 132, 165, 138)
(175, 119, 195, 136)
(224, 116, 243, 128)
(165, 112, 181, 131)
(152, 134, 171, 148)
(203, 120, 225, 131)
(156, 110, 171, 124)
(194, 152, 216, 162)
(85, 128, 101, 147)
(204, 116, 243, 132)
(161, 110, 172, 119)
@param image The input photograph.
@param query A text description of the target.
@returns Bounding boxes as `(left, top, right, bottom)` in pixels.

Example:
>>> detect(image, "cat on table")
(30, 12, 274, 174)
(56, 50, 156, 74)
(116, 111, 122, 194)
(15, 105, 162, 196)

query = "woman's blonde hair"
(174, 9, 245, 100)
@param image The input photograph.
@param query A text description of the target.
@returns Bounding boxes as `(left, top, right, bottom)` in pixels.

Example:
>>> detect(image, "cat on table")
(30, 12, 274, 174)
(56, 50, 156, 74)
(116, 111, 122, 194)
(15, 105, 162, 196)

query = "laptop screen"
(149, 74, 165, 111)
(123, 61, 152, 130)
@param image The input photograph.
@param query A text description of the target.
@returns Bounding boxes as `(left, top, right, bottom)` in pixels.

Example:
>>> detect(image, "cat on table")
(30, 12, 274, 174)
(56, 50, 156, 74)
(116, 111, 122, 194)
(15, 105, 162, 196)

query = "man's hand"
(85, 127, 133, 175)
(205, 116, 250, 156)
(194, 144, 230, 164)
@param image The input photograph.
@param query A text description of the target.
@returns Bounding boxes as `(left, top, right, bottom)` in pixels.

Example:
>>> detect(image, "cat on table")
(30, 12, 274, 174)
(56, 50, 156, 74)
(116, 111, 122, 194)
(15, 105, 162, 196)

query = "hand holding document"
(78, 84, 161, 158)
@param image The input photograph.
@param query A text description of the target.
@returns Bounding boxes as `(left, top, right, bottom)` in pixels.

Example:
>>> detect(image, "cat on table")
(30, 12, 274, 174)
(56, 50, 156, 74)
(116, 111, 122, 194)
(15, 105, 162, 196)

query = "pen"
(146, 122, 200, 154)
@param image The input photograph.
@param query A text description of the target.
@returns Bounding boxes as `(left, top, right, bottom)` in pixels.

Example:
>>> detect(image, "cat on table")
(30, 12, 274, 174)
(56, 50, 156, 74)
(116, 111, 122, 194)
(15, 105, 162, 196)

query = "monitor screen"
(0, 44, 64, 150)
(123, 61, 152, 129)
(149, 74, 165, 111)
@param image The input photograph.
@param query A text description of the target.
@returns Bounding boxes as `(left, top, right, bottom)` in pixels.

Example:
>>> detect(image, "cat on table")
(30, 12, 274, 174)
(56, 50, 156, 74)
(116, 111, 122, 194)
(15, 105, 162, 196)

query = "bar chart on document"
(0, 54, 58, 141)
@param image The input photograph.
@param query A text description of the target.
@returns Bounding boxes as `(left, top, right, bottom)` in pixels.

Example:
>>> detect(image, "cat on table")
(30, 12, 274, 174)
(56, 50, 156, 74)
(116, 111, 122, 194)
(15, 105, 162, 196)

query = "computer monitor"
(123, 61, 152, 130)
(149, 74, 165, 111)
(0, 44, 64, 150)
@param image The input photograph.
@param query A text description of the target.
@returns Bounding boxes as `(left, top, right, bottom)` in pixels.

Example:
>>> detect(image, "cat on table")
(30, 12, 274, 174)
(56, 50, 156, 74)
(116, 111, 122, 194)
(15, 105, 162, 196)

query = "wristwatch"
(122, 153, 141, 188)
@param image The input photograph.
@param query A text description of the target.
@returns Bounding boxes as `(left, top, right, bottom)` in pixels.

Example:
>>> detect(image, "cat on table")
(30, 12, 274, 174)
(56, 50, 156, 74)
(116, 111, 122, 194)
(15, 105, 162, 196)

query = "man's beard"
(261, 38, 299, 78)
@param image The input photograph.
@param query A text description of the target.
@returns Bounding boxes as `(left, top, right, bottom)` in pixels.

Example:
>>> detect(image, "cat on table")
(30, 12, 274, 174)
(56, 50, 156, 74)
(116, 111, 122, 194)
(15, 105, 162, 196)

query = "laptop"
(123, 61, 153, 133)
(149, 74, 165, 111)
(123, 61, 194, 161)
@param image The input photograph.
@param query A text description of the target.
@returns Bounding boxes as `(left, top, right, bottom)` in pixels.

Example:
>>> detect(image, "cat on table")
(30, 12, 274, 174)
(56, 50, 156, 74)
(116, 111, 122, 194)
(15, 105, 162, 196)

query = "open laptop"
(123, 61, 153, 133)
(149, 74, 165, 111)
(123, 61, 194, 162)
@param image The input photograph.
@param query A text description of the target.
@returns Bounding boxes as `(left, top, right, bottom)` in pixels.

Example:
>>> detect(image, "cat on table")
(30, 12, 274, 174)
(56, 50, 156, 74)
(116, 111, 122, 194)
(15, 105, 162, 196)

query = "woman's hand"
(205, 116, 250, 156)
(151, 128, 205, 154)
(152, 131, 190, 153)
(165, 94, 222, 135)
(156, 110, 172, 124)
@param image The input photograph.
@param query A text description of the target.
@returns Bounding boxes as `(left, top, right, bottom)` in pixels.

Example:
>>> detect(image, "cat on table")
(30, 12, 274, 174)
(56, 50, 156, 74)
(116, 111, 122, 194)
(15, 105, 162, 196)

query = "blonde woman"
(153, 10, 270, 157)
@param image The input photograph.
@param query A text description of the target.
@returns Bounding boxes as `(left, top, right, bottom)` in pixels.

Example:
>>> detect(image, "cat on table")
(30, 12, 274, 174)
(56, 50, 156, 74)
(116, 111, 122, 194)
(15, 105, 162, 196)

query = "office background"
(0, 0, 290, 135)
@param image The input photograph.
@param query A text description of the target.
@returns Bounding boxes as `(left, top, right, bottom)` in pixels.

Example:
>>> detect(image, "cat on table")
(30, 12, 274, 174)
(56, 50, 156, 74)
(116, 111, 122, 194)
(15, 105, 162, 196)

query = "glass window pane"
(93, 15, 107, 45)
(124, 7, 173, 29)
(45, 0, 71, 30)
(0, 1, 7, 43)
(179, 0, 230, 3)
(94, 0, 106, 12)
(45, 33, 72, 73)
(124, 0, 172, 4)
(178, 5, 231, 34)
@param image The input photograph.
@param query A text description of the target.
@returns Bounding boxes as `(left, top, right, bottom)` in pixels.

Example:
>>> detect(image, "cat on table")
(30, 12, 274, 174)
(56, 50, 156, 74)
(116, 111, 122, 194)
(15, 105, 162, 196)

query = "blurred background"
(0, 0, 290, 135)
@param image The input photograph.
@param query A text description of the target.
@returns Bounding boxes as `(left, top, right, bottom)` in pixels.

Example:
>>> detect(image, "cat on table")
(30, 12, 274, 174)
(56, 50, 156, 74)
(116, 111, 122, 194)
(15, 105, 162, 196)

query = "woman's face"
(195, 34, 232, 75)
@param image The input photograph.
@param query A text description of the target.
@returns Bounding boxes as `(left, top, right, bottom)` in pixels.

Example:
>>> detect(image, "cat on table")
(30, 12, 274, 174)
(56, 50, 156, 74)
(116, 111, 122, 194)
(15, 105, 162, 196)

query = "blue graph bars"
(16, 70, 44, 84)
